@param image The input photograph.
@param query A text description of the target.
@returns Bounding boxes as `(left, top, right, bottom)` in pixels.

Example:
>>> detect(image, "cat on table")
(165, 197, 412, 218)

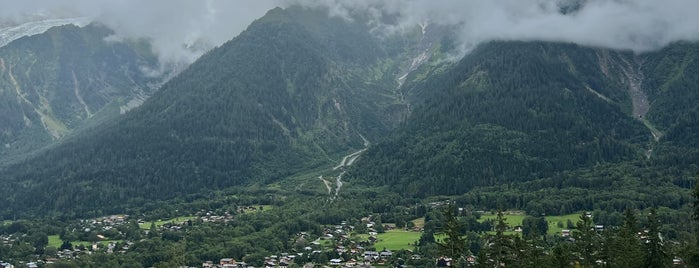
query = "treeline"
(419, 205, 699, 268)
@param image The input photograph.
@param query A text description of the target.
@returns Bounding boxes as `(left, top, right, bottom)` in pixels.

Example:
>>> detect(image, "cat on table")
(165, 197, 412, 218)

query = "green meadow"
(478, 212, 582, 235)
(139, 216, 197, 229)
(373, 230, 421, 251)
(48, 235, 122, 248)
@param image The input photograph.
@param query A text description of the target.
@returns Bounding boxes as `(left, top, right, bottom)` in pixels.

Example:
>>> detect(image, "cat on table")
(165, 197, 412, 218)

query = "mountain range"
(0, 6, 697, 219)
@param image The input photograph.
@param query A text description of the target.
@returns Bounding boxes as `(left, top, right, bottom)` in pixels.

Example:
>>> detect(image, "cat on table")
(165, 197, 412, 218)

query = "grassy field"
(139, 216, 197, 229)
(48, 235, 122, 248)
(239, 205, 274, 214)
(478, 212, 581, 235)
(48, 235, 62, 248)
(1, 220, 11, 226)
(373, 230, 421, 251)
(545, 214, 581, 234)
(479, 213, 526, 228)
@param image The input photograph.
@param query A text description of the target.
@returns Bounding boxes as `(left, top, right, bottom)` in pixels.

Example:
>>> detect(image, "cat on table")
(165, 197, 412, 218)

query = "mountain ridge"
(0, 6, 698, 220)
(0, 23, 163, 163)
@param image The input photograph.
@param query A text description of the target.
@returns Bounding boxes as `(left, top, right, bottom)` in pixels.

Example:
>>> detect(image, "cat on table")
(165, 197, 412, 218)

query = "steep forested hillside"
(1, 5, 697, 222)
(350, 41, 651, 197)
(643, 42, 699, 165)
(0, 7, 422, 218)
(0, 23, 161, 162)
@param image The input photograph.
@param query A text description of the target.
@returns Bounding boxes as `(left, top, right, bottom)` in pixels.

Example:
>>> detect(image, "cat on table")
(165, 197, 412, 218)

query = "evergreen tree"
(644, 208, 670, 268)
(478, 210, 514, 267)
(572, 212, 599, 267)
(606, 208, 643, 268)
(694, 174, 699, 244)
(437, 202, 466, 260)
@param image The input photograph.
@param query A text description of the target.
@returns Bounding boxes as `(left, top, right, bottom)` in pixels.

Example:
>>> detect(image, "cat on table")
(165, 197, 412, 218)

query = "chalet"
(330, 258, 343, 265)
(561, 229, 571, 237)
(363, 251, 379, 261)
(26, 263, 38, 268)
(380, 250, 392, 259)
(595, 225, 604, 232)
(466, 255, 477, 265)
(673, 258, 683, 265)
(0, 262, 13, 268)
(220, 258, 236, 265)
(436, 257, 452, 267)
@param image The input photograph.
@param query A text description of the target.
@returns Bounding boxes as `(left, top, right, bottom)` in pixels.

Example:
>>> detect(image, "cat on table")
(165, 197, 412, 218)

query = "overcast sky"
(1, 0, 698, 63)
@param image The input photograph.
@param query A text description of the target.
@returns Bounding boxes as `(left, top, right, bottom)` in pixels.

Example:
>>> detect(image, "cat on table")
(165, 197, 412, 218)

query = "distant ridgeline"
(0, 23, 161, 163)
(0, 5, 698, 219)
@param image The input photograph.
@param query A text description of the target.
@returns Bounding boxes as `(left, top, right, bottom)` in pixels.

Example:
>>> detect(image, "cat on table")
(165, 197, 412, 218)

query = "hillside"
(1, 6, 697, 222)
(0, 23, 162, 163)
(0, 6, 426, 218)
(349, 40, 698, 198)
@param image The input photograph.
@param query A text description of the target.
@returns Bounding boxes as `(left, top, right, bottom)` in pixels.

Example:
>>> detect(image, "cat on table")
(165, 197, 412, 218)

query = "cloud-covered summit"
(1, 0, 698, 64)
(300, 0, 699, 56)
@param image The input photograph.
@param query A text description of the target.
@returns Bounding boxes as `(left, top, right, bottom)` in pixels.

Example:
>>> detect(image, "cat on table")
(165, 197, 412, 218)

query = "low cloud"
(0, 0, 278, 64)
(1, 0, 698, 65)
(295, 0, 699, 56)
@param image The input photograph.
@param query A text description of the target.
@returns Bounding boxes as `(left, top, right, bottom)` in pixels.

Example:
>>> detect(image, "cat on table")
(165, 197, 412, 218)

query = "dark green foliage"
(351, 41, 649, 197)
(0, 6, 411, 218)
(521, 216, 548, 239)
(437, 202, 466, 259)
(572, 212, 600, 266)
(605, 208, 644, 268)
(644, 208, 671, 268)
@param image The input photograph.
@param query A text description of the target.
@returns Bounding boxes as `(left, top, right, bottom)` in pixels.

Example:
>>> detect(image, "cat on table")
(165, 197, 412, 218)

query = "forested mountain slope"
(0, 23, 161, 163)
(0, 6, 423, 218)
(349, 41, 698, 198)
(643, 42, 699, 164)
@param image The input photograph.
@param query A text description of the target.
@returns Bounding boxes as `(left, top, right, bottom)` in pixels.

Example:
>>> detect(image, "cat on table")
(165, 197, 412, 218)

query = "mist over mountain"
(0, 23, 163, 163)
(2, 0, 698, 66)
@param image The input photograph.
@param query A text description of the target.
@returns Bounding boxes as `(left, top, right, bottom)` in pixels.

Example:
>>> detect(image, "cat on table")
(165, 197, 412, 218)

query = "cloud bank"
(0, 0, 279, 64)
(302, 0, 699, 56)
(1, 0, 698, 64)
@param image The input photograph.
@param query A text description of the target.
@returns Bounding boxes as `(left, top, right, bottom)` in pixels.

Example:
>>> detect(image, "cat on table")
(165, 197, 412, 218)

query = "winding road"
(322, 134, 369, 201)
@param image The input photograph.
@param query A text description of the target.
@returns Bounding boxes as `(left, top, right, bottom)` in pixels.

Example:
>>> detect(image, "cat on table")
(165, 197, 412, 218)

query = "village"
(1, 208, 427, 268)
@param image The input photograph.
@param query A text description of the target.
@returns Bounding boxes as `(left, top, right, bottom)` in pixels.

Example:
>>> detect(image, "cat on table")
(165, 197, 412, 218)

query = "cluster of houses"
(0, 234, 15, 247)
(80, 214, 128, 232)
(194, 216, 405, 268)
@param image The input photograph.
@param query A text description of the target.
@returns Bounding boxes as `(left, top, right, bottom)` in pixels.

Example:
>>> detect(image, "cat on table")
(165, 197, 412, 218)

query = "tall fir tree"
(437, 202, 466, 260)
(573, 211, 599, 267)
(644, 208, 670, 268)
(605, 208, 643, 268)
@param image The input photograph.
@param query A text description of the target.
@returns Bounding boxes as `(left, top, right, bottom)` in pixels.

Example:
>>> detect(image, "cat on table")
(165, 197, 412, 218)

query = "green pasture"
(478, 212, 582, 235)
(239, 205, 274, 214)
(373, 230, 421, 251)
(48, 235, 122, 248)
(139, 216, 197, 229)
